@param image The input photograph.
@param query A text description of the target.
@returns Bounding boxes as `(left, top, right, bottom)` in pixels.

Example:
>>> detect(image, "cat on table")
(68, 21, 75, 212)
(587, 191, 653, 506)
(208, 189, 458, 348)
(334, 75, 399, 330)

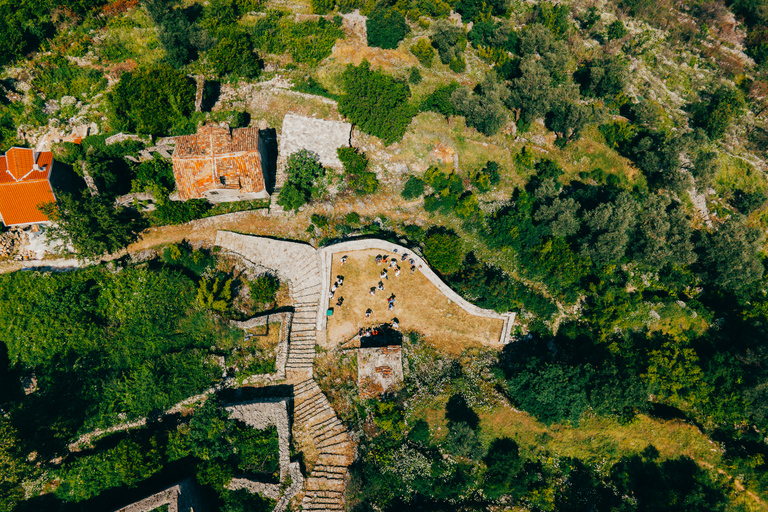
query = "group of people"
(331, 249, 419, 334)
(329, 274, 345, 308)
(358, 317, 399, 338)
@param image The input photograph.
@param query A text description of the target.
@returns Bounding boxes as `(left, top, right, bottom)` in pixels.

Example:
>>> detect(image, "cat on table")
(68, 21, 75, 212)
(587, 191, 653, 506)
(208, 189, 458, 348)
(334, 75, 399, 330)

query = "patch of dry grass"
(325, 249, 504, 354)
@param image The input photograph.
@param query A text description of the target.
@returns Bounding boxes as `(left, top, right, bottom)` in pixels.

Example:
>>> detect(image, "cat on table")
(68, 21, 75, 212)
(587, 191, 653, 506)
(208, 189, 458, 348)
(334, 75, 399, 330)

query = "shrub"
(338, 60, 415, 144)
(197, 277, 233, 312)
(420, 82, 461, 117)
(40, 191, 146, 259)
(408, 67, 422, 84)
(208, 34, 261, 78)
(367, 7, 409, 49)
(310, 0, 334, 14)
(277, 150, 326, 211)
(401, 175, 426, 199)
(444, 422, 483, 459)
(410, 38, 435, 67)
(107, 64, 195, 135)
(345, 211, 361, 224)
(574, 55, 629, 99)
(249, 274, 280, 303)
(431, 20, 466, 65)
(471, 161, 500, 192)
(450, 76, 509, 136)
(690, 86, 746, 140)
(606, 19, 628, 40)
(51, 142, 84, 166)
(338, 147, 379, 195)
(423, 229, 463, 275)
(152, 198, 212, 225)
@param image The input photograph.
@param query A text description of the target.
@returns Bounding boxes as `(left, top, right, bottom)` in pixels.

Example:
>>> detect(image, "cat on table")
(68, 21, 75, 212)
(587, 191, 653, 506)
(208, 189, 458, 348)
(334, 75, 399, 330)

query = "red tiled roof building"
(171, 124, 269, 202)
(0, 147, 57, 227)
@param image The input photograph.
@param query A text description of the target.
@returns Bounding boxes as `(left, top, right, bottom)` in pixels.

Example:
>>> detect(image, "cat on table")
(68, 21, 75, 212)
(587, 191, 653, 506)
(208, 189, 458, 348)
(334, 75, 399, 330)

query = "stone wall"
(112, 478, 203, 512)
(231, 311, 291, 386)
(226, 397, 291, 482)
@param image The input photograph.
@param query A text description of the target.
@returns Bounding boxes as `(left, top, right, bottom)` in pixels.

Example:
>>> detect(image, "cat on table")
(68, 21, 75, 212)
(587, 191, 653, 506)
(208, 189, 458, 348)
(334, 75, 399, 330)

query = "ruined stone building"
(0, 147, 57, 227)
(172, 124, 269, 202)
(358, 339, 404, 397)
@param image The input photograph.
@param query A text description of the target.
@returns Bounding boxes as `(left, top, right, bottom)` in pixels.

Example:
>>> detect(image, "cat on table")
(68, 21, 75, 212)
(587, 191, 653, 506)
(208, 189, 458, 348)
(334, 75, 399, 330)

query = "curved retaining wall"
(316, 239, 516, 345)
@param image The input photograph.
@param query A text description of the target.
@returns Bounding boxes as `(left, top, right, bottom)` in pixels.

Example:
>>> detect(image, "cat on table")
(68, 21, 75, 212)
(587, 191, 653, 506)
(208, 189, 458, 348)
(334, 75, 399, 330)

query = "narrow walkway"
(215, 231, 355, 512)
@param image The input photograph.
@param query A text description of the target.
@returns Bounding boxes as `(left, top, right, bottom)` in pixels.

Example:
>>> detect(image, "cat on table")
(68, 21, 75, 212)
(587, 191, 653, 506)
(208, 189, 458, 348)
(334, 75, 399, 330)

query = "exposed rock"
(60, 95, 77, 107)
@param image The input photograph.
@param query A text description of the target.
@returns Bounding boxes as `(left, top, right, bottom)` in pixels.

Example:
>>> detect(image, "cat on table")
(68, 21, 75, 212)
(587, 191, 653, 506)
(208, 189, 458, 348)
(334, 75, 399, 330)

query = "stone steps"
(318, 439, 352, 454)
(313, 467, 346, 476)
(295, 400, 331, 423)
(315, 426, 347, 445)
(305, 476, 346, 492)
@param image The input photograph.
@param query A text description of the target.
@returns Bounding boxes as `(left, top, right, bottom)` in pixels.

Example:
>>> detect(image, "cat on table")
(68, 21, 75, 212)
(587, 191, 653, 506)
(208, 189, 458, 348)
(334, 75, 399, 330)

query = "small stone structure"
(357, 344, 403, 397)
(230, 311, 292, 386)
(226, 397, 292, 483)
(278, 114, 352, 169)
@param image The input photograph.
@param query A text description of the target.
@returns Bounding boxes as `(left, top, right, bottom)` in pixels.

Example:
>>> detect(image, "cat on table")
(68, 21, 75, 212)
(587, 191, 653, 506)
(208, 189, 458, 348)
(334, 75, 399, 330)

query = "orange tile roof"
(6, 147, 35, 180)
(0, 148, 56, 225)
(0, 180, 55, 226)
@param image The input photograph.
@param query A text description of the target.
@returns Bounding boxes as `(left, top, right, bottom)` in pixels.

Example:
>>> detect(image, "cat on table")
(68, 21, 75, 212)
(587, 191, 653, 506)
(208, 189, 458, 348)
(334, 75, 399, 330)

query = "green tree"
(701, 215, 764, 296)
(423, 229, 464, 275)
(107, 64, 195, 135)
(0, 417, 27, 511)
(420, 82, 461, 117)
(575, 55, 629, 98)
(249, 274, 280, 303)
(277, 150, 326, 211)
(691, 86, 746, 139)
(142, 0, 205, 68)
(338, 60, 415, 144)
(40, 191, 145, 259)
(546, 99, 599, 147)
(401, 175, 425, 199)
(482, 437, 525, 499)
(606, 19, 628, 40)
(208, 34, 261, 78)
(338, 147, 379, 195)
(367, 7, 409, 49)
(450, 74, 510, 136)
(431, 20, 467, 65)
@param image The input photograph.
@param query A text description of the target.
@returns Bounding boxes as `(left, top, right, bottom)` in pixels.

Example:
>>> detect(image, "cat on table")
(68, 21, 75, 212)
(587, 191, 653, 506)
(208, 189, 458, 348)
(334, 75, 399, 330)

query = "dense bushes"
(367, 7, 409, 49)
(338, 60, 414, 144)
(422, 229, 463, 275)
(208, 34, 261, 78)
(107, 64, 195, 135)
(41, 191, 146, 259)
(249, 11, 343, 65)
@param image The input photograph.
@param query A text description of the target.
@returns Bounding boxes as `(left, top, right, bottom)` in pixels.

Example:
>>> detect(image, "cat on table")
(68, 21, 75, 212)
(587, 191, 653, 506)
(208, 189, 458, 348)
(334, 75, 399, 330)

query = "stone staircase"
(214, 232, 355, 512)
(293, 379, 354, 511)
(285, 258, 323, 375)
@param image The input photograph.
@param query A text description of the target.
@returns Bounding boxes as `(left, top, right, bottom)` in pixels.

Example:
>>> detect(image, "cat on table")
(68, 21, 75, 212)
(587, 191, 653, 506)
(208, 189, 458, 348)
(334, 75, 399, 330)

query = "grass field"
(325, 249, 504, 354)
